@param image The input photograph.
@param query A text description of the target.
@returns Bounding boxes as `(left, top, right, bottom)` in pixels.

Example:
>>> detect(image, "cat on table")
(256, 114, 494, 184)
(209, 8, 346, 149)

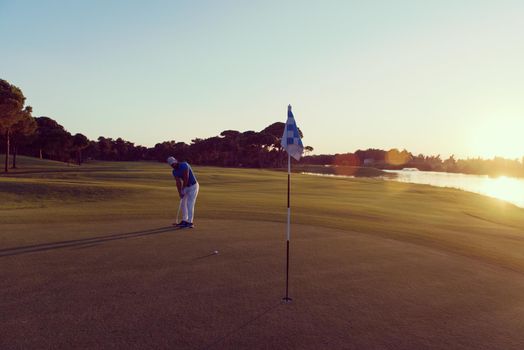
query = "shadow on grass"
(0, 226, 178, 257)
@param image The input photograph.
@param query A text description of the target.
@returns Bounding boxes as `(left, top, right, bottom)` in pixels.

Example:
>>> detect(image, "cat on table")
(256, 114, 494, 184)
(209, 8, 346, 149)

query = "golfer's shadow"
(0, 226, 177, 258)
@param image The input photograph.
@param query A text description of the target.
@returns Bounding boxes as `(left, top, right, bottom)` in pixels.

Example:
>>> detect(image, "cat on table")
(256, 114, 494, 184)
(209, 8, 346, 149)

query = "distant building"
(363, 158, 374, 166)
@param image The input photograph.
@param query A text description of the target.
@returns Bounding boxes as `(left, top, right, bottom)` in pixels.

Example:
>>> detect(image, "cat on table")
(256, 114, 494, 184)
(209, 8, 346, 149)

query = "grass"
(2, 155, 524, 349)
(2, 156, 523, 271)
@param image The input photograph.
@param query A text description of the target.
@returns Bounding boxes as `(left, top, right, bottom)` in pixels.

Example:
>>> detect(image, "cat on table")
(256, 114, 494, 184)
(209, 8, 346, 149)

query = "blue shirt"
(172, 162, 198, 186)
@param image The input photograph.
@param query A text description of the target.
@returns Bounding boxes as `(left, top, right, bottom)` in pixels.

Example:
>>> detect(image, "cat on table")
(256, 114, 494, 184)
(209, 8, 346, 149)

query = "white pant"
(180, 183, 199, 223)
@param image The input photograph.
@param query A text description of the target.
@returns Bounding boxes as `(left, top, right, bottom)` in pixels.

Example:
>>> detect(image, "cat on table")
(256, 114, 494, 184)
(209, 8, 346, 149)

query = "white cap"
(167, 156, 178, 165)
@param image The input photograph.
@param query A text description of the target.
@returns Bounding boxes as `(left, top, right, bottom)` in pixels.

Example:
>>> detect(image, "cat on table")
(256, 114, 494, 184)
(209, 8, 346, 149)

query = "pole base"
(281, 297, 293, 303)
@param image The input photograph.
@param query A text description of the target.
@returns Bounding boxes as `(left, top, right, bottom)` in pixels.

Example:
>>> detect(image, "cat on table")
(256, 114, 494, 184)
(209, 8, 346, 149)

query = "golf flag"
(281, 105, 304, 161)
(281, 104, 303, 303)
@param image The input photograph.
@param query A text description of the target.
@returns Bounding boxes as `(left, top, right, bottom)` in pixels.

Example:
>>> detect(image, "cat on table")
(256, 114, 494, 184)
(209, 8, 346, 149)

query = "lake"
(387, 170, 524, 208)
(304, 169, 524, 208)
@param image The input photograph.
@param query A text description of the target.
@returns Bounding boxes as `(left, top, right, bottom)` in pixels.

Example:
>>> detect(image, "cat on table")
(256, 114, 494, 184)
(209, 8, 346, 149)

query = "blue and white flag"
(281, 105, 304, 161)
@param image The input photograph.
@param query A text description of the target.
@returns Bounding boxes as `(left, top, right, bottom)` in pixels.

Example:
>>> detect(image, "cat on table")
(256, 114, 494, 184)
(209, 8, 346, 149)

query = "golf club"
(176, 198, 182, 225)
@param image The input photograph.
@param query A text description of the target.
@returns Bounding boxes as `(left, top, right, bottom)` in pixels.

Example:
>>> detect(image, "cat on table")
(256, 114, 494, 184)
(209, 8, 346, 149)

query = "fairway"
(2, 157, 524, 349)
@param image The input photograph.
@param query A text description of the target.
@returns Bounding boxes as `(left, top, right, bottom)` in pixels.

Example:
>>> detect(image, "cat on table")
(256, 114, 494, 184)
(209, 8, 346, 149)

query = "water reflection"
(385, 170, 524, 208)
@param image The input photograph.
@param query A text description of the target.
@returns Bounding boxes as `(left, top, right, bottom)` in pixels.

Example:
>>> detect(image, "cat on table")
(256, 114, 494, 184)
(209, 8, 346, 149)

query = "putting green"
(1, 157, 524, 349)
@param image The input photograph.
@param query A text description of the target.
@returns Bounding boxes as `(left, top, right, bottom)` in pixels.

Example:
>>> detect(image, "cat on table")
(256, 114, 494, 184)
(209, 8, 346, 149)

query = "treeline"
(303, 149, 524, 178)
(2, 79, 523, 177)
(2, 79, 315, 171)
(0, 115, 311, 170)
(0, 80, 313, 172)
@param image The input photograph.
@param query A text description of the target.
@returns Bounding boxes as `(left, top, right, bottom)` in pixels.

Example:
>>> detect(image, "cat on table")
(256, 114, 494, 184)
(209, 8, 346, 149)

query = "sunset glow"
(467, 118, 524, 160)
(388, 170, 524, 208)
(482, 176, 524, 207)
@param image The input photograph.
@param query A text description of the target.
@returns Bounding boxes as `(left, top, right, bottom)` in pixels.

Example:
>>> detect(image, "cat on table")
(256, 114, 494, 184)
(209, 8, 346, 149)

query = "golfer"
(167, 156, 199, 228)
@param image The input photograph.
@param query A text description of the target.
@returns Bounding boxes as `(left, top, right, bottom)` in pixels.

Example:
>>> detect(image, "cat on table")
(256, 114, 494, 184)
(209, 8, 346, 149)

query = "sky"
(1, 0, 523, 159)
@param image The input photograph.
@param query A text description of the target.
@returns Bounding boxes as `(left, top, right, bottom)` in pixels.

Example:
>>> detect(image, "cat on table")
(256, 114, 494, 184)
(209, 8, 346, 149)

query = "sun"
(467, 118, 524, 159)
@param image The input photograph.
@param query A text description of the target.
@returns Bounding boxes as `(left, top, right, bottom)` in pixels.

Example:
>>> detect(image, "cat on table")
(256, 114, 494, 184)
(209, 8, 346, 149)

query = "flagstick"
(283, 152, 292, 303)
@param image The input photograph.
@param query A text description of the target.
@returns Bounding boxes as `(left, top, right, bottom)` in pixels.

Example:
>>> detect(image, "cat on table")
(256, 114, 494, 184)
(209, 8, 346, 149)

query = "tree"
(10, 110, 36, 168)
(385, 148, 412, 168)
(304, 146, 314, 156)
(32, 117, 72, 161)
(72, 133, 89, 165)
(147, 140, 188, 163)
(261, 122, 286, 167)
(442, 155, 457, 173)
(96, 136, 116, 160)
(220, 130, 241, 166)
(0, 79, 30, 172)
(334, 153, 360, 166)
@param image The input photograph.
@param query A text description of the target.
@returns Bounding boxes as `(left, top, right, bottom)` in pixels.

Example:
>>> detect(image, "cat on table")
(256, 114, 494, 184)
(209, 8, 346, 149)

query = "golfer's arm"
(176, 178, 183, 194)
(182, 169, 190, 188)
